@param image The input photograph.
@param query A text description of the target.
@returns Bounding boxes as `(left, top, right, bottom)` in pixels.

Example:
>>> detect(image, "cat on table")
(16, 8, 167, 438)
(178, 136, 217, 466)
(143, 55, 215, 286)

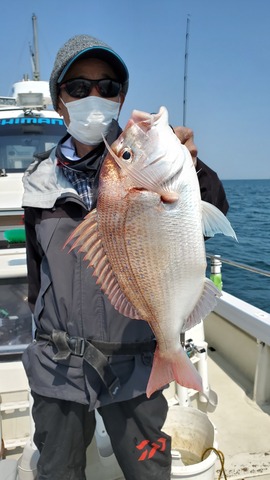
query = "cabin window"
(0, 118, 65, 173)
(0, 277, 32, 355)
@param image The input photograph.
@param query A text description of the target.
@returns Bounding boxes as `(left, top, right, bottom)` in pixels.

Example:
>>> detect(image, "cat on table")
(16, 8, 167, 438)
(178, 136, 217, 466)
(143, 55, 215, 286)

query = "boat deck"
(83, 351, 270, 480)
(206, 352, 270, 480)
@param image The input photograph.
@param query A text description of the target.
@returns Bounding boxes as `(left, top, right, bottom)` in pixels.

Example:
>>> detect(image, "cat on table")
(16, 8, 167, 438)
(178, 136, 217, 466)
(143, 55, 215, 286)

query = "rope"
(201, 447, 227, 480)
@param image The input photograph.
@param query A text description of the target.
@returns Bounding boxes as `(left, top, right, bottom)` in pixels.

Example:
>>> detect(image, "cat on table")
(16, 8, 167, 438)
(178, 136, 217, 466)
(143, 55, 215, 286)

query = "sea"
(205, 179, 270, 314)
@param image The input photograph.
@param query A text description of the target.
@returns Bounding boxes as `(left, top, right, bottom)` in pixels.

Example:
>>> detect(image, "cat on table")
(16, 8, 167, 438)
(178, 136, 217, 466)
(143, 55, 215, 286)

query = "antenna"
(183, 14, 190, 126)
(31, 13, 40, 81)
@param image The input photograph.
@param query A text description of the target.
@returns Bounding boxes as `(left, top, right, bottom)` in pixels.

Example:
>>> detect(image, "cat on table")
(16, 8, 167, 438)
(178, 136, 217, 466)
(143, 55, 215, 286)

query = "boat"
(0, 13, 65, 355)
(0, 14, 65, 476)
(1, 14, 270, 480)
(1, 254, 270, 479)
(0, 14, 66, 249)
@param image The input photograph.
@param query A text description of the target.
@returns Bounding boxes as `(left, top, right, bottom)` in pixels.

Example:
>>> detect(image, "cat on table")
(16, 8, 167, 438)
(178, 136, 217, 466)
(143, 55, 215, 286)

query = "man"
(22, 34, 228, 480)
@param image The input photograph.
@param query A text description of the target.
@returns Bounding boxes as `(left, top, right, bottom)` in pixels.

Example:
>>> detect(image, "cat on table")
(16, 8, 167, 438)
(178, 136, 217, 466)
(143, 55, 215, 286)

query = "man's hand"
(173, 126, 198, 167)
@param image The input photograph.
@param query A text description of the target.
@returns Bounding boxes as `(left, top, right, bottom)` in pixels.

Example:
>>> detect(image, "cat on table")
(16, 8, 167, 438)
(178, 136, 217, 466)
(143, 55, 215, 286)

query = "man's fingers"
(173, 126, 198, 165)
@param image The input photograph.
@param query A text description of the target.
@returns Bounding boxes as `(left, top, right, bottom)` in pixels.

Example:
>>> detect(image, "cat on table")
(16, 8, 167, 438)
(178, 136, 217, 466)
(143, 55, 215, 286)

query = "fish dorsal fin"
(182, 277, 221, 332)
(201, 201, 237, 239)
(65, 209, 141, 320)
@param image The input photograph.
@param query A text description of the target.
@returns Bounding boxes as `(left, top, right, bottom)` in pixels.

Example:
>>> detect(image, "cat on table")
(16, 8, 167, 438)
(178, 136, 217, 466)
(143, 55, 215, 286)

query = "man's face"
(57, 57, 125, 126)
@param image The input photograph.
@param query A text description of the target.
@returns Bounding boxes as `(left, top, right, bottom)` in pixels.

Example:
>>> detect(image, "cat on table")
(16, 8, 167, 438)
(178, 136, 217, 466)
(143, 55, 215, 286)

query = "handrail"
(207, 254, 270, 278)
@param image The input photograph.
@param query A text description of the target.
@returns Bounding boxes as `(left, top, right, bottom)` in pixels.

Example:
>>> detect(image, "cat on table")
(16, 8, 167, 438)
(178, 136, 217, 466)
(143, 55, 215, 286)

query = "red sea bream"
(66, 106, 236, 398)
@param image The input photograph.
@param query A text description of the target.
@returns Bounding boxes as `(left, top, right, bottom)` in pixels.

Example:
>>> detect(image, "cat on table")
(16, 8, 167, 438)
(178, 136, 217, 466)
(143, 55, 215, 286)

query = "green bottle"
(210, 255, 223, 291)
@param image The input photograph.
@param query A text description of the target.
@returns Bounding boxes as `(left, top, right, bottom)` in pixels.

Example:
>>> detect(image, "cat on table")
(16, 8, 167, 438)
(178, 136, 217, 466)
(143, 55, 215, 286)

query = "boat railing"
(206, 254, 270, 407)
(206, 252, 270, 344)
(207, 253, 270, 278)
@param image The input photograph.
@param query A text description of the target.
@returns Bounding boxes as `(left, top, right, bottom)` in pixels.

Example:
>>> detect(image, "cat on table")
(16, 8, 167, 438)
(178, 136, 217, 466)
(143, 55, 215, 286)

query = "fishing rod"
(183, 14, 190, 127)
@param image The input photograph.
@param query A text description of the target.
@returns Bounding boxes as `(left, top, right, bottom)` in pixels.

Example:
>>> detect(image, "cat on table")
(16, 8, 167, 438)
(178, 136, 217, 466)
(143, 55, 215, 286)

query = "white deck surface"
(85, 351, 270, 480)
(206, 353, 270, 480)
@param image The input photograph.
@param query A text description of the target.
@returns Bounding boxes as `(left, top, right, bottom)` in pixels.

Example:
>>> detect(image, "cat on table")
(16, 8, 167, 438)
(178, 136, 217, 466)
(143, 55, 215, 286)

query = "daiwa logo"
(0, 118, 64, 126)
(136, 437, 167, 461)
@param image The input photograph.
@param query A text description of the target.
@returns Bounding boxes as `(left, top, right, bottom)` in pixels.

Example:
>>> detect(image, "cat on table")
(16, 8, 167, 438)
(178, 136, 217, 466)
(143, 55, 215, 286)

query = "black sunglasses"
(59, 78, 122, 99)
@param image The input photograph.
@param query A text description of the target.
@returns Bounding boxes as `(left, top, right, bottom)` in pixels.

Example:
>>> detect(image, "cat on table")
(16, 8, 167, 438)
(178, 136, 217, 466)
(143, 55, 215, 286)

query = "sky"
(0, 0, 269, 180)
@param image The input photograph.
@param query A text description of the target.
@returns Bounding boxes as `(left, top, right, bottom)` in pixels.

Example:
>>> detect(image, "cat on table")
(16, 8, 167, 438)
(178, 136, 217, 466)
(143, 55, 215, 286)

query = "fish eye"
(120, 148, 133, 161)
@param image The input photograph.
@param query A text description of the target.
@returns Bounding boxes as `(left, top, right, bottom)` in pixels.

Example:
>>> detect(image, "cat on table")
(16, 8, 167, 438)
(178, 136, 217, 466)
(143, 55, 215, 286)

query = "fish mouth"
(129, 109, 162, 133)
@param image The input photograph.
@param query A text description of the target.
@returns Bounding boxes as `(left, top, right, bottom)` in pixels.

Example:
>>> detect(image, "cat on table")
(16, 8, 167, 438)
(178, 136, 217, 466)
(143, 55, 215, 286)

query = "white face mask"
(61, 96, 120, 145)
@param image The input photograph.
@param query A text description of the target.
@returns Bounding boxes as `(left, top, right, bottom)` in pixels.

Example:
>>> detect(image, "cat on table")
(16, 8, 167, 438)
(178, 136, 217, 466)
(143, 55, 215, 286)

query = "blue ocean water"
(205, 179, 270, 313)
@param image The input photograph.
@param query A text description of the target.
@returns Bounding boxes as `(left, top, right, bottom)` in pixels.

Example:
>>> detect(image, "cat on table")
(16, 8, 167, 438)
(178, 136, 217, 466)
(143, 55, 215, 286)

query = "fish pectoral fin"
(146, 346, 202, 398)
(160, 191, 179, 203)
(201, 200, 237, 240)
(182, 278, 222, 332)
(64, 207, 141, 320)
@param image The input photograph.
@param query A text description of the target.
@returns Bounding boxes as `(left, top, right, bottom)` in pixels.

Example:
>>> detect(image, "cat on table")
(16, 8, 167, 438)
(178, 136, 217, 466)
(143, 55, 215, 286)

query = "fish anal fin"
(105, 275, 141, 319)
(146, 346, 202, 398)
(182, 277, 221, 332)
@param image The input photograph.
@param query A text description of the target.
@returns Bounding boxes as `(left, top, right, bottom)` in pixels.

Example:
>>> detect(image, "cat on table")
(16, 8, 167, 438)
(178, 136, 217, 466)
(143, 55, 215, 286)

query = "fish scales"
(99, 159, 202, 329)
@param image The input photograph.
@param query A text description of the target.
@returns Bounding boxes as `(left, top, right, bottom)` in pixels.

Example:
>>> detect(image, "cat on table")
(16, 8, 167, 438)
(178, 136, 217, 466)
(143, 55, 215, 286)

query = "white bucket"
(164, 406, 218, 480)
(17, 440, 39, 480)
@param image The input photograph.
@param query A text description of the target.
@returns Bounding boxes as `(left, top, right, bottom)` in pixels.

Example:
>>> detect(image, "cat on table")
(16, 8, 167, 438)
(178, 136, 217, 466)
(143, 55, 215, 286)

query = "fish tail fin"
(146, 346, 202, 398)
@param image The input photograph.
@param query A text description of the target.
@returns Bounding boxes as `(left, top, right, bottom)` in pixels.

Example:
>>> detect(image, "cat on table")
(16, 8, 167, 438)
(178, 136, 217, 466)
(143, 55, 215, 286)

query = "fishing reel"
(180, 333, 206, 358)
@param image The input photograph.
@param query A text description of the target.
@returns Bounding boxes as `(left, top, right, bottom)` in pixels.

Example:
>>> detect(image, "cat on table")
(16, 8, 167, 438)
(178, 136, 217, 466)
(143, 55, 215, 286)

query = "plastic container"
(17, 440, 39, 480)
(210, 255, 223, 291)
(164, 406, 218, 480)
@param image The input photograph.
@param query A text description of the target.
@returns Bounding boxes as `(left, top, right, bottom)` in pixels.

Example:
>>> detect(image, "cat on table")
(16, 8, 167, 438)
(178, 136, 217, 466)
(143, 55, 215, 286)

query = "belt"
(35, 329, 156, 398)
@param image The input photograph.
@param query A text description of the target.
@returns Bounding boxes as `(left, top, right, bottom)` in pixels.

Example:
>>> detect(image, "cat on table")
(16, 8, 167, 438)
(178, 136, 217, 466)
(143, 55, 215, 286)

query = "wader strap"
(35, 330, 156, 356)
(35, 330, 156, 398)
(51, 330, 71, 361)
(83, 341, 120, 397)
(90, 339, 156, 356)
(36, 329, 120, 398)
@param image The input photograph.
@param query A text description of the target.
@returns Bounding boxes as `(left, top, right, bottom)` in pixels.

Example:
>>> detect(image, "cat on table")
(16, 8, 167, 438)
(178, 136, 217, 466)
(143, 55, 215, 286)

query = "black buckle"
(68, 336, 86, 356)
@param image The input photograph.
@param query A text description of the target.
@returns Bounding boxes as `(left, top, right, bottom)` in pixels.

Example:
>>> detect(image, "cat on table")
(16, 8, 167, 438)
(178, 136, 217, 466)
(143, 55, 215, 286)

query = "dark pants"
(32, 391, 172, 480)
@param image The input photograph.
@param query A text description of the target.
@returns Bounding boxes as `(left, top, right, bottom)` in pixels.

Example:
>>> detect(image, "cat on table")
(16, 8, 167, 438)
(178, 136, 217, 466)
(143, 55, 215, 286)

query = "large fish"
(66, 106, 236, 398)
